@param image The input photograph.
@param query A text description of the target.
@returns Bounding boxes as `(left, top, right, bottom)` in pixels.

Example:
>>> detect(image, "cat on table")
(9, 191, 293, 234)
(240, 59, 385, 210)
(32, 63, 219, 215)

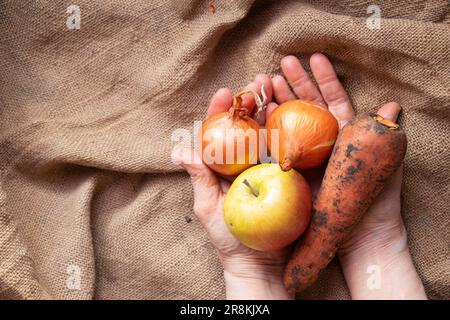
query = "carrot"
(284, 113, 407, 294)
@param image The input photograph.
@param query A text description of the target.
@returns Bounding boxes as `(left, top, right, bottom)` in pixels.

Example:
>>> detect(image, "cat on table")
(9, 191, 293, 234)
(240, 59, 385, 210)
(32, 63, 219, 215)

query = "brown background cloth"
(0, 0, 449, 300)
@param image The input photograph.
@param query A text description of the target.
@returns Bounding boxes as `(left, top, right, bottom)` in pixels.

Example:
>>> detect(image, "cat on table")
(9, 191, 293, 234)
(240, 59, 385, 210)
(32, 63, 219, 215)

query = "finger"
(281, 55, 324, 105)
(171, 147, 222, 220)
(207, 88, 233, 117)
(272, 75, 296, 104)
(376, 102, 401, 122)
(255, 73, 273, 102)
(310, 53, 355, 128)
(240, 81, 260, 114)
(265, 102, 279, 120)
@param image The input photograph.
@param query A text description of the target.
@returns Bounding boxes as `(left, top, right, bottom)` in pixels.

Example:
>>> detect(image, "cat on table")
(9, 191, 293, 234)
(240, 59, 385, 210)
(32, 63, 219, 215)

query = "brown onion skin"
(200, 109, 260, 176)
(266, 100, 339, 170)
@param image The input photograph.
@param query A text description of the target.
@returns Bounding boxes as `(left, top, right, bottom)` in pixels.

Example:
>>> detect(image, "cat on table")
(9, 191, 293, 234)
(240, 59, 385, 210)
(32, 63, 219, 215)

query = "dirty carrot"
(284, 113, 407, 294)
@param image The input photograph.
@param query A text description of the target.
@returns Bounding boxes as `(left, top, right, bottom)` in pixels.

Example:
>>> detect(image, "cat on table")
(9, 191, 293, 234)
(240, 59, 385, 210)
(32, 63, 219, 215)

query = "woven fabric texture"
(0, 0, 449, 299)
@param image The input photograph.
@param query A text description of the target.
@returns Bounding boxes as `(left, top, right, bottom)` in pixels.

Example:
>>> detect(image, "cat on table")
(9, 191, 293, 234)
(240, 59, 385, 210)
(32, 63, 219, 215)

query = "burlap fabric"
(0, 0, 449, 300)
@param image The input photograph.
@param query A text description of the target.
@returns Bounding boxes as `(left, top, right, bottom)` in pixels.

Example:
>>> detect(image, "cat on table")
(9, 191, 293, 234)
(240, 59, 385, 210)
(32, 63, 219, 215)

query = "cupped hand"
(269, 53, 406, 258)
(171, 77, 289, 285)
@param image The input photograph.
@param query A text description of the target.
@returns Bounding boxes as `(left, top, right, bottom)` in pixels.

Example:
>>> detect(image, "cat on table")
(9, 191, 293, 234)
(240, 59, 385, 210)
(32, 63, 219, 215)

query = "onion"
(199, 89, 266, 176)
(266, 100, 339, 171)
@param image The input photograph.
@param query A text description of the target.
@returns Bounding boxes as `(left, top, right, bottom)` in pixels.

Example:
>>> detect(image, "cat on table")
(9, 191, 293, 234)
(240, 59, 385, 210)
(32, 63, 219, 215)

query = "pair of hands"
(172, 53, 423, 299)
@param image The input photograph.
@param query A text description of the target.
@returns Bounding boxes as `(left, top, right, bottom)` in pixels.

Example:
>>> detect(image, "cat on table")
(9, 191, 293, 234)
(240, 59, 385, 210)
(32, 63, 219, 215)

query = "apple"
(223, 163, 311, 251)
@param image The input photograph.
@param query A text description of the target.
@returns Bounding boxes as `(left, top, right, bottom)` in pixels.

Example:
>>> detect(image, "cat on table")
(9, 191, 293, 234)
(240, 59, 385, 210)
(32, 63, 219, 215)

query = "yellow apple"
(223, 163, 311, 251)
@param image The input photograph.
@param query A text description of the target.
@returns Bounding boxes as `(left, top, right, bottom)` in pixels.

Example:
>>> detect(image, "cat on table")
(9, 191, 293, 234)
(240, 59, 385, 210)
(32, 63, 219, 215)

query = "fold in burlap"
(0, 0, 449, 299)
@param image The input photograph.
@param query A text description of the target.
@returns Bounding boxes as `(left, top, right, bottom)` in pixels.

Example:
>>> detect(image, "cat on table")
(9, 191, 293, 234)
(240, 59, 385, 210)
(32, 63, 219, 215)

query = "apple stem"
(242, 179, 259, 197)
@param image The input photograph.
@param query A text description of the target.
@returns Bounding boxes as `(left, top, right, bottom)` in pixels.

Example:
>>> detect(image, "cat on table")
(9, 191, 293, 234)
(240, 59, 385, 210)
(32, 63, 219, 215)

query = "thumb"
(376, 101, 401, 122)
(171, 147, 222, 218)
(373, 102, 404, 204)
